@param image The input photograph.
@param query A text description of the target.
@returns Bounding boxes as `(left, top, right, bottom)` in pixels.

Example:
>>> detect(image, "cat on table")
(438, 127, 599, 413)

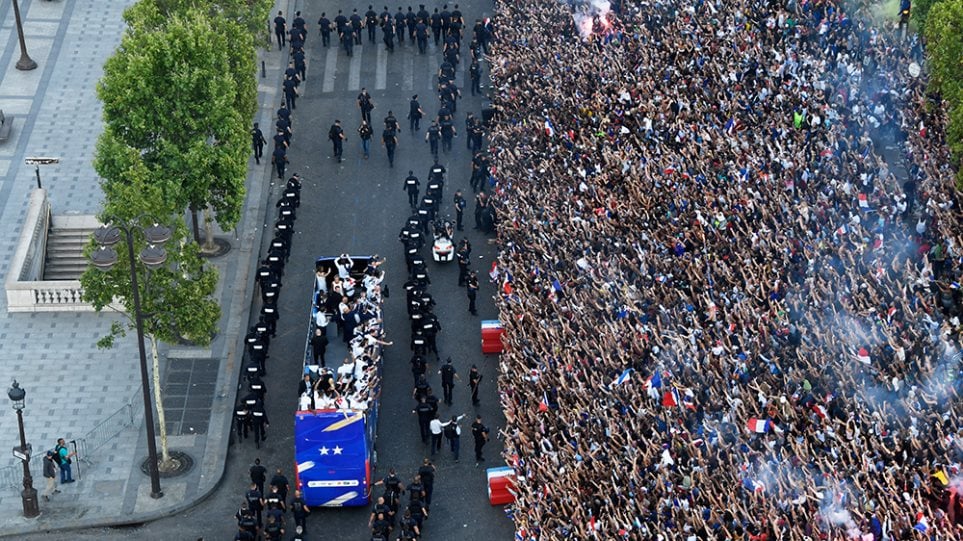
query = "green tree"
(97, 10, 248, 241)
(80, 172, 220, 469)
(924, 0, 963, 185)
(123, 0, 266, 120)
(912, 0, 941, 33)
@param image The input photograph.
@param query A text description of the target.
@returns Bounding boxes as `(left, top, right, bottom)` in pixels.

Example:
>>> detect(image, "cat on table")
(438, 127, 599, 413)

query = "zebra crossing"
(302, 39, 465, 94)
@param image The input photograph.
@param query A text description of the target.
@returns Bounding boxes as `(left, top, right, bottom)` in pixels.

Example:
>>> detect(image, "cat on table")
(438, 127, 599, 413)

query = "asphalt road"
(22, 1, 514, 539)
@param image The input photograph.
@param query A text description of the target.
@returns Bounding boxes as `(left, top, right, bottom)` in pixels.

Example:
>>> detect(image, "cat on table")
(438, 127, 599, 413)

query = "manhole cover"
(140, 450, 194, 478)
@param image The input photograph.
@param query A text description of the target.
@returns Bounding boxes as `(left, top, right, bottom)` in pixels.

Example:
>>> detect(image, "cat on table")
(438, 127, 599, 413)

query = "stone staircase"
(42, 227, 92, 281)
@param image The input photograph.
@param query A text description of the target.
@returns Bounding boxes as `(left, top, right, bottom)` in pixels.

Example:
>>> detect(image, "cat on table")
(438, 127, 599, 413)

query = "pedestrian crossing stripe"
(304, 40, 467, 94)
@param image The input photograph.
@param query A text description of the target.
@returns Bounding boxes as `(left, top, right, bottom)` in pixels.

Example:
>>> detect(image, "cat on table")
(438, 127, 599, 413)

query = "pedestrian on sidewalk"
(54, 438, 75, 483)
(42, 451, 60, 501)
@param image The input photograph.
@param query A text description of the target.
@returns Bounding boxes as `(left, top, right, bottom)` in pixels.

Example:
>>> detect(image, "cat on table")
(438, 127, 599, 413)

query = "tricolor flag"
(544, 118, 555, 137)
(858, 193, 870, 209)
(646, 371, 663, 390)
(682, 389, 696, 410)
(811, 404, 828, 419)
(538, 391, 549, 413)
(746, 418, 772, 433)
(612, 368, 634, 386)
(836, 224, 848, 236)
(662, 388, 679, 408)
(664, 165, 676, 175)
(856, 347, 871, 365)
(489, 261, 499, 281)
(914, 513, 928, 533)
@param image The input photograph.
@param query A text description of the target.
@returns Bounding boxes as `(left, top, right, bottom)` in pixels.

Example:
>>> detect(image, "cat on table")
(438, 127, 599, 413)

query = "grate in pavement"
(161, 358, 218, 435)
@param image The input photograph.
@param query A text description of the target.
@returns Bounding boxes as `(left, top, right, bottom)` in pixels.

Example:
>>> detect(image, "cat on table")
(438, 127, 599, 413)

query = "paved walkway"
(0, 0, 284, 536)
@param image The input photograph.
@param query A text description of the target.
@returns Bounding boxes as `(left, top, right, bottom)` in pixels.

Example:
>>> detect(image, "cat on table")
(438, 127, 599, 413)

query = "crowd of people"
(486, 0, 963, 539)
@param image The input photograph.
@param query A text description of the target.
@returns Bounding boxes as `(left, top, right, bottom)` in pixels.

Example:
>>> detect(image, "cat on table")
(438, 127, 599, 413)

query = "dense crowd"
(486, 0, 963, 539)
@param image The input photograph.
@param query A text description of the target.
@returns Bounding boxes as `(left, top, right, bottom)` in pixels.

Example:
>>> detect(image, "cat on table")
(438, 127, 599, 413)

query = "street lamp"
(91, 220, 173, 499)
(11, 0, 37, 71)
(8, 380, 39, 518)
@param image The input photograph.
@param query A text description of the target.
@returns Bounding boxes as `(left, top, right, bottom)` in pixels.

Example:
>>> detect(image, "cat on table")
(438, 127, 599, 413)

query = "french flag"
(746, 418, 772, 433)
(612, 368, 633, 386)
(858, 193, 870, 209)
(682, 389, 696, 410)
(836, 224, 848, 236)
(489, 261, 499, 281)
(645, 371, 663, 389)
(544, 118, 555, 137)
(662, 388, 679, 408)
(856, 347, 871, 365)
(811, 404, 828, 419)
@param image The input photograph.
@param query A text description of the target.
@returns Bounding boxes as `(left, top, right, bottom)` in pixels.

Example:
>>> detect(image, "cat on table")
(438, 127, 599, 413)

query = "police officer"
(293, 11, 307, 41)
(453, 189, 467, 231)
(290, 489, 310, 533)
(425, 120, 440, 159)
(466, 270, 479, 315)
(399, 509, 420, 540)
(412, 396, 434, 443)
(358, 88, 374, 125)
(318, 12, 332, 46)
(251, 123, 267, 164)
(329, 120, 346, 162)
(263, 514, 284, 541)
(474, 191, 488, 229)
(293, 46, 307, 81)
(375, 468, 405, 512)
(430, 8, 442, 45)
(382, 15, 395, 52)
(273, 11, 286, 49)
(415, 16, 429, 54)
(245, 482, 265, 528)
(236, 502, 258, 538)
(365, 5, 379, 43)
(271, 145, 287, 180)
(403, 171, 420, 208)
(235, 402, 251, 442)
(456, 244, 471, 288)
(282, 75, 299, 111)
(271, 468, 290, 503)
(410, 353, 428, 382)
(382, 126, 398, 168)
(249, 458, 266, 490)
(251, 401, 269, 448)
(343, 26, 356, 56)
(406, 6, 417, 40)
(439, 357, 459, 405)
(408, 95, 424, 131)
(369, 495, 395, 532)
(468, 365, 482, 405)
(471, 415, 490, 461)
(350, 9, 363, 44)
(394, 7, 407, 44)
(440, 116, 455, 153)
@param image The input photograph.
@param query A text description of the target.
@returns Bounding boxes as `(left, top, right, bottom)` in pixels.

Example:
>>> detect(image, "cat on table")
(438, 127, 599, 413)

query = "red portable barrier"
(481, 320, 504, 354)
(487, 466, 516, 505)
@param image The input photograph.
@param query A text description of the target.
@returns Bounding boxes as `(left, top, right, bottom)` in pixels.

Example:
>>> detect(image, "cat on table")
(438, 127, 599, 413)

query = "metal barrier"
(0, 393, 137, 491)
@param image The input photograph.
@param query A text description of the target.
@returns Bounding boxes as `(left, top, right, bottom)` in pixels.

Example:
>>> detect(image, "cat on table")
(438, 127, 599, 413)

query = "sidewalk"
(0, 0, 285, 536)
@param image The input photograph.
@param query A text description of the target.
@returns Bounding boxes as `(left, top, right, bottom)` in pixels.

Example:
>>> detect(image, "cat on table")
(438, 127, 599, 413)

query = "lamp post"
(11, 0, 37, 71)
(90, 221, 173, 499)
(8, 380, 39, 518)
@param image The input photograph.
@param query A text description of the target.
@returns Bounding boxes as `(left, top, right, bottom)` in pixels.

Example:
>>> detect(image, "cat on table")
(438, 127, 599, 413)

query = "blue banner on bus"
(295, 410, 370, 507)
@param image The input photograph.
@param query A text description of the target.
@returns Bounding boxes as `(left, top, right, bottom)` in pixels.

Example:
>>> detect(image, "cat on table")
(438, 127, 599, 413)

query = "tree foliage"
(123, 0, 265, 120)
(80, 174, 221, 350)
(924, 0, 963, 185)
(97, 11, 247, 230)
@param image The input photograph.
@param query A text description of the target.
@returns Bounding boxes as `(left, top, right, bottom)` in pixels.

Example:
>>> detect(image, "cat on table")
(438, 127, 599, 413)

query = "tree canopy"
(924, 0, 963, 185)
(96, 10, 248, 230)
